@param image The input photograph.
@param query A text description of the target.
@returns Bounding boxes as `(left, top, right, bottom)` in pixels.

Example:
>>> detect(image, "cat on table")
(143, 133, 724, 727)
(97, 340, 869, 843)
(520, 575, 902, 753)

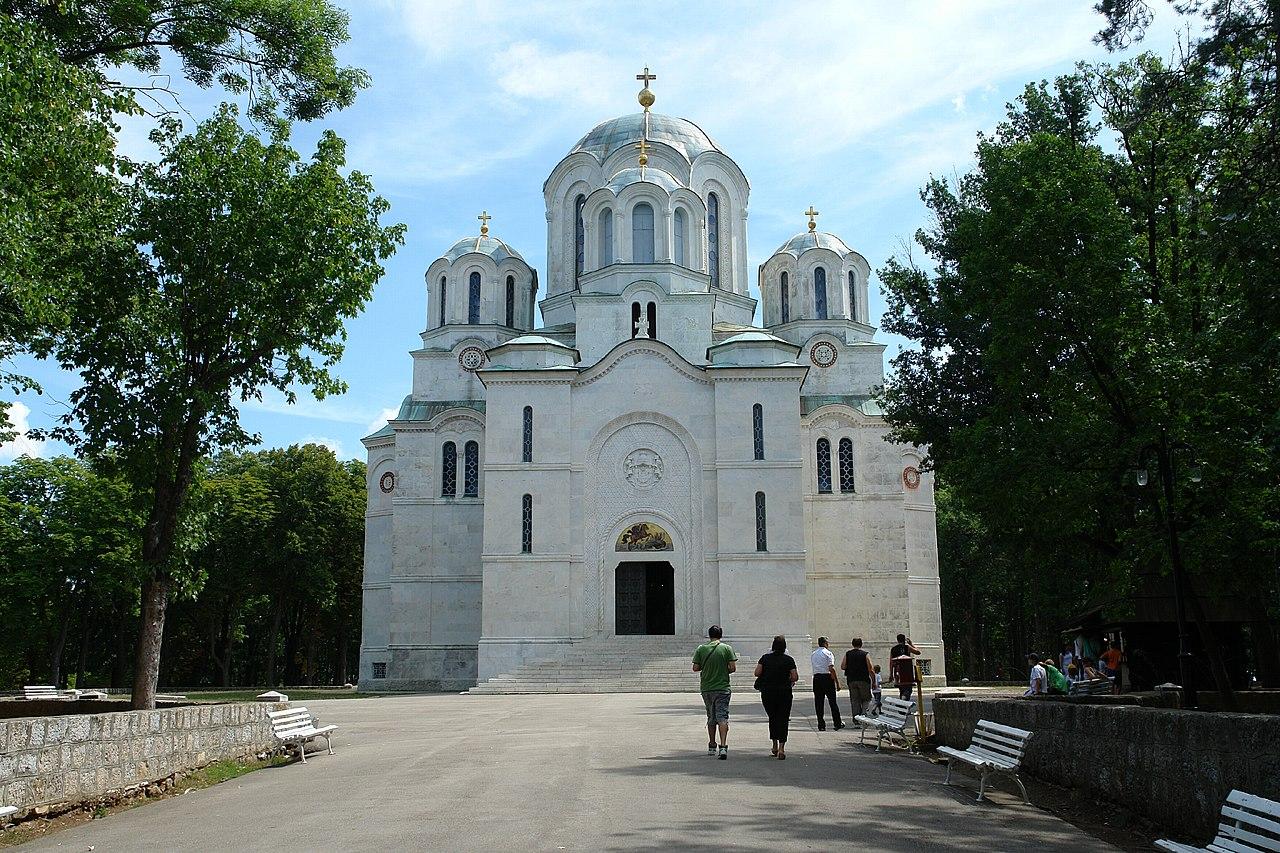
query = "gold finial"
(478, 210, 491, 236)
(636, 65, 657, 111)
(635, 138, 650, 170)
(805, 205, 820, 232)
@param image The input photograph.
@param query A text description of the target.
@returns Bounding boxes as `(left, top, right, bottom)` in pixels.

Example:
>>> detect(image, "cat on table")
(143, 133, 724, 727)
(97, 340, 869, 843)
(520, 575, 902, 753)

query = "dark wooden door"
(615, 563, 646, 634)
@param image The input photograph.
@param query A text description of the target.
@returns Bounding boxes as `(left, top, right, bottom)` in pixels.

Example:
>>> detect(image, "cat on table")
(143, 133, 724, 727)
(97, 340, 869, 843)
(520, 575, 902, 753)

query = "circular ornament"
(458, 346, 485, 371)
(903, 466, 922, 490)
(378, 471, 396, 494)
(623, 449, 664, 490)
(810, 341, 838, 368)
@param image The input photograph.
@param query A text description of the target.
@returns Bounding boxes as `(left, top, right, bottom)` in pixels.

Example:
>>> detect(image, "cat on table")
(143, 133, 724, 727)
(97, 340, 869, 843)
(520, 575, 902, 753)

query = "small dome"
(443, 234, 525, 264)
(570, 113, 724, 163)
(773, 231, 854, 258)
(501, 334, 573, 349)
(605, 167, 683, 195)
(717, 331, 790, 345)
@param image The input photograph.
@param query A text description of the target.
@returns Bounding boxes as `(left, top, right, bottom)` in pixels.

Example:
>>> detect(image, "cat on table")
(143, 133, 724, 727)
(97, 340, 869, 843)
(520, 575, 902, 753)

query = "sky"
(2, 0, 1184, 464)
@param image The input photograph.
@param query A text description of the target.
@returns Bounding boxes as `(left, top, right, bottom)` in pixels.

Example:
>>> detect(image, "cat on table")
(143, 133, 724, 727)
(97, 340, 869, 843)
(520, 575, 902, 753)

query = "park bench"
(938, 718, 1034, 804)
(853, 696, 917, 752)
(0, 804, 16, 823)
(1068, 678, 1113, 696)
(268, 707, 337, 764)
(1155, 790, 1280, 852)
(22, 685, 63, 700)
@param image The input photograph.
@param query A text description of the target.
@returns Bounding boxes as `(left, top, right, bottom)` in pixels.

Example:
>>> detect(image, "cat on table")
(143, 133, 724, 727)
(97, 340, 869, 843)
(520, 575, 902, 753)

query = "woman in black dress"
(754, 635, 799, 759)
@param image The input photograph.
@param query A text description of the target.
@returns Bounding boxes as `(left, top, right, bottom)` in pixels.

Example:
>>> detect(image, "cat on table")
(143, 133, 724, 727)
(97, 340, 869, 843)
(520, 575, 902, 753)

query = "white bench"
(1155, 790, 1280, 852)
(853, 696, 917, 752)
(22, 686, 62, 700)
(268, 707, 337, 764)
(938, 718, 1034, 804)
(1068, 678, 1113, 696)
(0, 804, 17, 822)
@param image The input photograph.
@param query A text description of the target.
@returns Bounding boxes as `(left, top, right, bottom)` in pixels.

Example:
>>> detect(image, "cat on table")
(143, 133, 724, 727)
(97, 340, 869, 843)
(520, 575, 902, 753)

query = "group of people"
(690, 626, 922, 760)
(1023, 640, 1125, 696)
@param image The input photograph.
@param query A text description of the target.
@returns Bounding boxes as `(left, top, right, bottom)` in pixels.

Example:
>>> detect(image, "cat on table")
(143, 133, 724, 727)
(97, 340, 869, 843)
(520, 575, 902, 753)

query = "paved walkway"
(21, 693, 1112, 852)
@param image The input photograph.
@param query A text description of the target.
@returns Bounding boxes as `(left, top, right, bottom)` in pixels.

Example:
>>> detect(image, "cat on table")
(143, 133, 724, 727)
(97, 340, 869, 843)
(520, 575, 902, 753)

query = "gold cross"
(805, 205, 820, 232)
(635, 138, 650, 167)
(636, 66, 657, 89)
(478, 210, 491, 235)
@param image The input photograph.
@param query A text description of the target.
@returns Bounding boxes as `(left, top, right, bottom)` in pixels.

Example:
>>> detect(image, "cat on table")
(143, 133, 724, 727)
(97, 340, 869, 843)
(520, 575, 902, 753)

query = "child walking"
(871, 665, 883, 714)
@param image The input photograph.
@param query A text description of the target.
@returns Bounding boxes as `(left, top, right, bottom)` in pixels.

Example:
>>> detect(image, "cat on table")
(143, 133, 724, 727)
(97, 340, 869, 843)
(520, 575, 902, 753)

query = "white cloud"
(301, 435, 346, 458)
(952, 92, 967, 113)
(366, 407, 400, 436)
(240, 388, 378, 425)
(0, 402, 46, 462)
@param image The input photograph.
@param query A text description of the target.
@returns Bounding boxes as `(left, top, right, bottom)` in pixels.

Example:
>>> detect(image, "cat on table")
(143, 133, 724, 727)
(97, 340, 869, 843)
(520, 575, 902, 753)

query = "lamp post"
(1133, 435, 1200, 710)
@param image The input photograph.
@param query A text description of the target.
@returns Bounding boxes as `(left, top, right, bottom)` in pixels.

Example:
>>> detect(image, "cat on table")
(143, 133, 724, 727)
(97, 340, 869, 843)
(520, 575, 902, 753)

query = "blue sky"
(3, 0, 1182, 463)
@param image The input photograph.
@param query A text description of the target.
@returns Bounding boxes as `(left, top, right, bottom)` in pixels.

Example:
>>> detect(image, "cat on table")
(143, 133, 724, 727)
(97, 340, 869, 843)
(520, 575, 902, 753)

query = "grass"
(183, 688, 384, 702)
(0, 754, 291, 848)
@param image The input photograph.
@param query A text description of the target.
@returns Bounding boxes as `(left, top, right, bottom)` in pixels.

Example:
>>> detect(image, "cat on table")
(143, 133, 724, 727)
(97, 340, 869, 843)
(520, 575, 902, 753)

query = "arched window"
(441, 441, 457, 498)
(631, 302, 642, 338)
(814, 267, 828, 320)
(816, 438, 832, 493)
(520, 494, 533, 553)
(505, 275, 515, 327)
(647, 302, 657, 341)
(468, 271, 481, 324)
(780, 271, 790, 324)
(438, 276, 447, 326)
(848, 270, 858, 321)
(521, 406, 533, 463)
(673, 208, 686, 266)
(598, 209, 613, 267)
(632, 202, 655, 263)
(838, 438, 855, 493)
(707, 192, 720, 287)
(755, 491, 767, 552)
(464, 440, 479, 497)
(574, 194, 585, 285)
(752, 403, 764, 460)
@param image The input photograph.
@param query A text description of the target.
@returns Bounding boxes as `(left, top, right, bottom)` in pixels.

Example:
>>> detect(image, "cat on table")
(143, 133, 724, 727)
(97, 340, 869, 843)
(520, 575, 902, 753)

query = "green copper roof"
(363, 396, 487, 440)
(801, 394, 884, 417)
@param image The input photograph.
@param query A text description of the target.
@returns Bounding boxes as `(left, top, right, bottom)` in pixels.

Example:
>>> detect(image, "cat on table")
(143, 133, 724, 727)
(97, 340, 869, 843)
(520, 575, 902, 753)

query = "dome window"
(632, 202, 655, 263)
(814, 267, 828, 320)
(673, 208, 686, 267)
(780, 271, 790, 324)
(438, 275, 447, 326)
(574, 195, 586, 285)
(848, 270, 857, 321)
(468, 271, 481, 324)
(505, 275, 515, 327)
(707, 192, 720, 286)
(598, 208, 613, 268)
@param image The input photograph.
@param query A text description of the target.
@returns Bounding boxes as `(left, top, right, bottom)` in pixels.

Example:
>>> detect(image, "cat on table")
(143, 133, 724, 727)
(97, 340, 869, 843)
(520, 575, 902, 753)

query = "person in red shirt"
(1099, 641, 1124, 693)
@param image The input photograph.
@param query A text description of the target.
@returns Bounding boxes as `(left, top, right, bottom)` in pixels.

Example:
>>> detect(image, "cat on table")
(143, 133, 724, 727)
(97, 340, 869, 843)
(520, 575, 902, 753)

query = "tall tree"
(36, 107, 402, 707)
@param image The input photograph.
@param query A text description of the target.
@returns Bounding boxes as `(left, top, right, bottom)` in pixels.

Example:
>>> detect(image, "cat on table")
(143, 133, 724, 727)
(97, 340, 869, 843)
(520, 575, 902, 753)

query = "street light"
(1134, 436, 1199, 710)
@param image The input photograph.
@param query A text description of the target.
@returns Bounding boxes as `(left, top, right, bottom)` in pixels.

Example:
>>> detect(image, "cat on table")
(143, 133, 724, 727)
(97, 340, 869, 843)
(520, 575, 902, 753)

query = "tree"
(36, 106, 402, 708)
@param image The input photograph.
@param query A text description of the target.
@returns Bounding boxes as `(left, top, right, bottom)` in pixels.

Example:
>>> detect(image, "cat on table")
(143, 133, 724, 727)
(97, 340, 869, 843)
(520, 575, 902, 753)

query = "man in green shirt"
(1043, 657, 1071, 695)
(692, 625, 738, 759)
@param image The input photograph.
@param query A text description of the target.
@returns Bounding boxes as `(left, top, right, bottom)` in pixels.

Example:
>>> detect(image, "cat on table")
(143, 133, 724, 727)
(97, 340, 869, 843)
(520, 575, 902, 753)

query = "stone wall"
(0, 702, 283, 816)
(933, 697, 1280, 840)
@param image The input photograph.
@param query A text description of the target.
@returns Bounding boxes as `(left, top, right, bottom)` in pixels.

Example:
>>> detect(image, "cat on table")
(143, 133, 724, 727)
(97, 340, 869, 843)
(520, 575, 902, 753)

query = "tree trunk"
(131, 575, 170, 709)
(1184, 574, 1237, 710)
(48, 598, 73, 687)
(265, 602, 282, 687)
(110, 598, 130, 688)
(337, 619, 348, 686)
(75, 607, 92, 688)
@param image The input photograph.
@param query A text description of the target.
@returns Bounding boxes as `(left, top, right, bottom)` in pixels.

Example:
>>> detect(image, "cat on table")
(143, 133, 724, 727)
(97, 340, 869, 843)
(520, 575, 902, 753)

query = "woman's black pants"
(760, 689, 793, 743)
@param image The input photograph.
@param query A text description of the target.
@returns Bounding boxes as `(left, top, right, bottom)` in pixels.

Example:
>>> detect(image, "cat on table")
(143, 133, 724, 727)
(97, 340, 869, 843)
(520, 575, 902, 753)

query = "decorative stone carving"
(903, 466, 922, 490)
(379, 471, 396, 494)
(624, 448, 663, 489)
(458, 346, 485, 371)
(811, 341, 838, 368)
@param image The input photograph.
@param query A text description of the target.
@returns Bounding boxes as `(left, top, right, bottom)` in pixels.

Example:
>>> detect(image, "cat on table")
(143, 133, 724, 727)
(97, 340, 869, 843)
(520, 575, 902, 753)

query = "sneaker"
(718, 745, 728, 760)
(817, 723, 826, 731)
(834, 723, 845, 731)
(708, 741, 717, 756)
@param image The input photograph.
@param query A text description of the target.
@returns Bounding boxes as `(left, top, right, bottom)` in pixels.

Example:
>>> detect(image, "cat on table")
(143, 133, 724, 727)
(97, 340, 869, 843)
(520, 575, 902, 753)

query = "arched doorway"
(615, 561, 675, 635)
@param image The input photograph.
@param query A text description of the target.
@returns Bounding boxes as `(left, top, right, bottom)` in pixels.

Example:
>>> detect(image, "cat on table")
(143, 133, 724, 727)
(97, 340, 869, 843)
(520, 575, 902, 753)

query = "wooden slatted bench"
(268, 707, 338, 764)
(0, 804, 17, 823)
(22, 686, 62, 700)
(1068, 678, 1113, 696)
(938, 719, 1034, 804)
(853, 696, 917, 752)
(1155, 790, 1280, 852)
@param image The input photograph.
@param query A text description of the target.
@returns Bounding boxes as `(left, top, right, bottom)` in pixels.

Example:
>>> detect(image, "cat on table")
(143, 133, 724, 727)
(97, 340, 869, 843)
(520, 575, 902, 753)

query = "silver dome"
(605, 166, 683, 195)
(570, 113, 724, 163)
(773, 231, 854, 257)
(442, 234, 525, 264)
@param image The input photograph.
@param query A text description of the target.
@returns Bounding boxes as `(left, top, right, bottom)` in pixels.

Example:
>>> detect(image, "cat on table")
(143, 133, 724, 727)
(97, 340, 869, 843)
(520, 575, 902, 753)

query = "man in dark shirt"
(840, 637, 875, 716)
(889, 633, 920, 700)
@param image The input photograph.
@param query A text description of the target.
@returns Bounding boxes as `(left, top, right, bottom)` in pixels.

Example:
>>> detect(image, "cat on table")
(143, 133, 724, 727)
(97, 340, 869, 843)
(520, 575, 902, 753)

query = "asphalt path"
(19, 693, 1112, 852)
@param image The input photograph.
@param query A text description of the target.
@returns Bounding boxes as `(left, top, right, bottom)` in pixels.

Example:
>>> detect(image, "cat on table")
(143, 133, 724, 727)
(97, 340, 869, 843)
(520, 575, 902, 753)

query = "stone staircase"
(468, 637, 710, 694)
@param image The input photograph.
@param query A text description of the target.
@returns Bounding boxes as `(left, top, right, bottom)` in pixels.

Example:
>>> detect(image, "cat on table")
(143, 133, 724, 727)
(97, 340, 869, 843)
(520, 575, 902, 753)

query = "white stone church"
(359, 75, 944, 692)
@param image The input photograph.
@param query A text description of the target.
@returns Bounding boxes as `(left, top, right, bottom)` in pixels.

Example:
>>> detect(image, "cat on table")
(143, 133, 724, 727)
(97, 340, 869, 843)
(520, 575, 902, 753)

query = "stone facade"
(0, 702, 283, 815)
(359, 105, 946, 692)
(934, 697, 1280, 840)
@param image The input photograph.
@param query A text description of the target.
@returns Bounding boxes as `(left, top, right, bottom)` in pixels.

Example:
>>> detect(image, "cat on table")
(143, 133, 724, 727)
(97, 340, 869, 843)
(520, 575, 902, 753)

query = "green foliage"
(881, 3, 1280, 680)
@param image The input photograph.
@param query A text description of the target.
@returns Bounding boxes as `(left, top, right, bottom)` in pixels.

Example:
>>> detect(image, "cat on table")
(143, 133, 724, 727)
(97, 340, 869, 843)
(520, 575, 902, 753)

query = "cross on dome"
(635, 138, 650, 172)
(477, 210, 491, 235)
(636, 65, 657, 111)
(805, 206, 820, 232)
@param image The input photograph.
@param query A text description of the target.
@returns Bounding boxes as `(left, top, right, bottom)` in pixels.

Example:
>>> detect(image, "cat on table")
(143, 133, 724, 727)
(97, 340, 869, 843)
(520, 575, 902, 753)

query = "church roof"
(605, 166, 683, 195)
(773, 231, 854, 257)
(443, 234, 525, 264)
(714, 331, 791, 346)
(570, 113, 724, 163)
(498, 334, 575, 349)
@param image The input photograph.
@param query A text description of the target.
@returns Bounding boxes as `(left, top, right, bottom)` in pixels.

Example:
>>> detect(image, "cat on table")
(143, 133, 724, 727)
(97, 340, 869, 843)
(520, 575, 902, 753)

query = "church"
(358, 71, 945, 692)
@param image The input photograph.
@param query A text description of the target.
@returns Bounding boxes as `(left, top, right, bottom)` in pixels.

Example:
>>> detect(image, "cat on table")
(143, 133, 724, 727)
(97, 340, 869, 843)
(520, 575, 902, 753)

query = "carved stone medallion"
(811, 341, 838, 368)
(458, 346, 485, 371)
(623, 448, 664, 489)
(379, 471, 396, 493)
(902, 466, 922, 490)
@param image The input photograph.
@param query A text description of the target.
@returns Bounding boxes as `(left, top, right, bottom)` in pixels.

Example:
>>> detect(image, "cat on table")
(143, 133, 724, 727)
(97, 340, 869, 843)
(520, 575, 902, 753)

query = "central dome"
(570, 113, 724, 163)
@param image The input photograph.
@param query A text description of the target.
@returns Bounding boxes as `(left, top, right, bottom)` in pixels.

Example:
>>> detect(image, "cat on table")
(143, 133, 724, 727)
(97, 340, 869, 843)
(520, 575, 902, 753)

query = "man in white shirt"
(1024, 652, 1047, 696)
(810, 637, 843, 731)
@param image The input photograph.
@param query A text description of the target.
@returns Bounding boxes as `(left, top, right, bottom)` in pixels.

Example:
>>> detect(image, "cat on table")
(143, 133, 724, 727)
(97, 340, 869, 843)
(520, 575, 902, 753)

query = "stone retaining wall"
(0, 702, 284, 816)
(933, 697, 1280, 840)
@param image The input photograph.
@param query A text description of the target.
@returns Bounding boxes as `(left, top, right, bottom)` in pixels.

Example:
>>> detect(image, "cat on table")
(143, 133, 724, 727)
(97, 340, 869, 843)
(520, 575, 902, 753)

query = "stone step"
(468, 639, 740, 694)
